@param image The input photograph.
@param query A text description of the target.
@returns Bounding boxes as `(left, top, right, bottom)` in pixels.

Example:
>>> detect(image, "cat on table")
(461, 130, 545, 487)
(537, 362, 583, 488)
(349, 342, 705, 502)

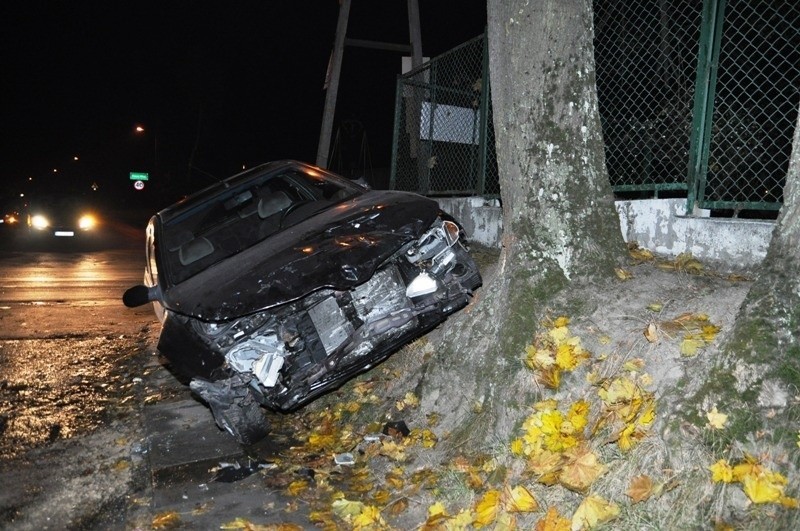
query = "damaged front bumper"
(164, 219, 481, 414)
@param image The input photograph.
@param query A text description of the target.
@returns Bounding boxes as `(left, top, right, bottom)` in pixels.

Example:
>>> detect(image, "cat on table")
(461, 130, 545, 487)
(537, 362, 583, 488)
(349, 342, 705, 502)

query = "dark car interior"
(163, 168, 362, 283)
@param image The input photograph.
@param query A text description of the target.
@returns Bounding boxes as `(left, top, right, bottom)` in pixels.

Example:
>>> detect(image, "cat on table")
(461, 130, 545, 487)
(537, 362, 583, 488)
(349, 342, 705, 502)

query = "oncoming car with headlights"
(123, 160, 482, 444)
(25, 194, 101, 239)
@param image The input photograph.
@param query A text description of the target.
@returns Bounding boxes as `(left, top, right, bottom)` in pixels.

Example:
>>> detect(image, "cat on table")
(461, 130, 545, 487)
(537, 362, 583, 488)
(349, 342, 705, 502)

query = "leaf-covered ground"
(200, 246, 800, 530)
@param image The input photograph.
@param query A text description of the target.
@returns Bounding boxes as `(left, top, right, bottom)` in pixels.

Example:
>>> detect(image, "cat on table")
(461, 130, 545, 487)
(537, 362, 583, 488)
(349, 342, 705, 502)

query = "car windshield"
(159, 164, 364, 285)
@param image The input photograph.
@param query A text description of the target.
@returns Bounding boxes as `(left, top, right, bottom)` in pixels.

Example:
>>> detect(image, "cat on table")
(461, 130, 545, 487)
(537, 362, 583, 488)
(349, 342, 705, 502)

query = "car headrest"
(178, 236, 214, 265)
(167, 229, 195, 252)
(258, 191, 292, 219)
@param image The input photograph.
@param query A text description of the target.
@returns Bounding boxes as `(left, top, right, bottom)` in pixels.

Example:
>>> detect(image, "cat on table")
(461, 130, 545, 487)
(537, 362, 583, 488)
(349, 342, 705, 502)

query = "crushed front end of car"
(124, 161, 482, 444)
(170, 217, 478, 443)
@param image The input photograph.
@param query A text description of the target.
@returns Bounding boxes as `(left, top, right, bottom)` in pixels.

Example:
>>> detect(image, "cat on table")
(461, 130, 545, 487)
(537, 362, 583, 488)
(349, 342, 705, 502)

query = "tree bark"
(415, 0, 625, 450)
(717, 107, 800, 418)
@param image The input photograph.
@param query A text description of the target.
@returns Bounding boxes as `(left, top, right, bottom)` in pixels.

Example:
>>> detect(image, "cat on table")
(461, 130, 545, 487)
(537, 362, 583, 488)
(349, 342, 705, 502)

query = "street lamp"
(134, 124, 158, 175)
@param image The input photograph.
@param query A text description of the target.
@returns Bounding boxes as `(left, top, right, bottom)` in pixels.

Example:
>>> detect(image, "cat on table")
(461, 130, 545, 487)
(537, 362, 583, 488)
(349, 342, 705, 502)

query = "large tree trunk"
(710, 108, 800, 429)
(415, 0, 625, 449)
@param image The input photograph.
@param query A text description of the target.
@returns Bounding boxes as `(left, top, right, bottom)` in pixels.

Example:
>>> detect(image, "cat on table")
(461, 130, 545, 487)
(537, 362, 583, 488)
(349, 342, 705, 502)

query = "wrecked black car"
(123, 160, 481, 444)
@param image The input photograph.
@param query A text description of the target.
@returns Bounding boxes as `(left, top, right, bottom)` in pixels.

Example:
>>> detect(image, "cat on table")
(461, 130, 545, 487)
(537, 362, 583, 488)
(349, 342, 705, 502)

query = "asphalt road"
(0, 225, 302, 529)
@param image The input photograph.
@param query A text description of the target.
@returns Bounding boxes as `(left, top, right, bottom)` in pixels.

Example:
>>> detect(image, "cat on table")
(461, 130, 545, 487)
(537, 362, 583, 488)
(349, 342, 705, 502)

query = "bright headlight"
(406, 271, 438, 298)
(31, 214, 49, 230)
(78, 214, 97, 230)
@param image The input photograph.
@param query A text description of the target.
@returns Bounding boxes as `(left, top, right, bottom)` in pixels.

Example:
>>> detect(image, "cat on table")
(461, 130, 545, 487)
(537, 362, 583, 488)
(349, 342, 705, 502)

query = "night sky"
(1, 1, 486, 208)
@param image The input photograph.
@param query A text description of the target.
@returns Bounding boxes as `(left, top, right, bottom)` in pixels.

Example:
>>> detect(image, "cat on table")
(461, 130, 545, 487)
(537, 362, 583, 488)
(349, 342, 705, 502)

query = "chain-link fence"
(390, 35, 499, 196)
(391, 1, 798, 216)
(700, 0, 800, 212)
(595, 0, 798, 214)
(594, 0, 702, 195)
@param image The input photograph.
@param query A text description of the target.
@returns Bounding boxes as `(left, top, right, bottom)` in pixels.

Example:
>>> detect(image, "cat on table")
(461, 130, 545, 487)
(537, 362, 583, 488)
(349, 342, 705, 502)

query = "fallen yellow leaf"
(626, 475, 654, 503)
(427, 501, 448, 518)
(503, 485, 539, 513)
(446, 509, 476, 530)
(380, 439, 407, 461)
(559, 445, 606, 493)
(598, 376, 640, 406)
(535, 506, 571, 531)
(556, 344, 581, 371)
(553, 316, 570, 327)
(352, 504, 386, 528)
(706, 406, 728, 430)
(779, 496, 800, 509)
(510, 438, 524, 456)
(549, 324, 570, 343)
(343, 401, 361, 413)
(494, 511, 517, 530)
(388, 497, 408, 516)
(308, 511, 336, 528)
(371, 490, 390, 506)
(286, 479, 308, 496)
(538, 366, 562, 389)
(421, 502, 450, 530)
(151, 511, 181, 529)
(617, 423, 638, 452)
(622, 358, 645, 372)
(571, 495, 620, 530)
(409, 428, 438, 448)
(473, 489, 501, 528)
(527, 449, 562, 479)
(680, 337, 704, 357)
(396, 392, 420, 411)
(567, 399, 590, 432)
(644, 322, 658, 343)
(385, 471, 405, 490)
(614, 267, 633, 280)
(629, 246, 654, 261)
(332, 498, 365, 520)
(637, 399, 656, 427)
(675, 252, 703, 273)
(742, 473, 784, 504)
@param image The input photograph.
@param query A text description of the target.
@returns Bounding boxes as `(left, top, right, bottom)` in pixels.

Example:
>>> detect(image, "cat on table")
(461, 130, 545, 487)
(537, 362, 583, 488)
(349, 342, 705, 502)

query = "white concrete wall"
(437, 197, 774, 270)
(615, 198, 774, 270)
(437, 197, 503, 248)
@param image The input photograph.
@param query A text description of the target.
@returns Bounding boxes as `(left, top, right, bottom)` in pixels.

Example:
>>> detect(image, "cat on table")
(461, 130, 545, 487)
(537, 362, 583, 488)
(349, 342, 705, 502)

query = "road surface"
(0, 229, 299, 529)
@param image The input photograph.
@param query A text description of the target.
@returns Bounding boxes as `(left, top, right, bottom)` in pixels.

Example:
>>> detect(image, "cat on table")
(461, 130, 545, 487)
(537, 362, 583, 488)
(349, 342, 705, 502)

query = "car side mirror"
(123, 284, 159, 308)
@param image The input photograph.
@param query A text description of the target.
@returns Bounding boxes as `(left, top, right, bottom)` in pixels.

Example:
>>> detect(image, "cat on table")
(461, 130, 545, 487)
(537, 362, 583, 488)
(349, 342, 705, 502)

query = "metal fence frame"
(389, 35, 499, 197)
(688, 0, 799, 213)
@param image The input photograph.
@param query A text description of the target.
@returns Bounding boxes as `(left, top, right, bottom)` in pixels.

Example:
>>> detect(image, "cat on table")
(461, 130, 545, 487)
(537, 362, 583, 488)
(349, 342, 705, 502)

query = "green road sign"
(130, 172, 149, 181)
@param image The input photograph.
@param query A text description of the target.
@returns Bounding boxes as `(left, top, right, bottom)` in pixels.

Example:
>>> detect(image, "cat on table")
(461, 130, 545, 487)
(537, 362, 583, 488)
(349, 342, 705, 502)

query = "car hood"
(161, 190, 441, 321)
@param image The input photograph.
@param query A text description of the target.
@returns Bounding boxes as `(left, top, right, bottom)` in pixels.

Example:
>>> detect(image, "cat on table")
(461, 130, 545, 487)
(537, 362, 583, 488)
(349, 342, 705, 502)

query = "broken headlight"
(404, 219, 461, 297)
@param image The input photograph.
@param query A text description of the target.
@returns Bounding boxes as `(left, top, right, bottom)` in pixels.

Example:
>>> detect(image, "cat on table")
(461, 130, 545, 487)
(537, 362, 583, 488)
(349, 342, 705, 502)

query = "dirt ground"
(292, 250, 799, 530)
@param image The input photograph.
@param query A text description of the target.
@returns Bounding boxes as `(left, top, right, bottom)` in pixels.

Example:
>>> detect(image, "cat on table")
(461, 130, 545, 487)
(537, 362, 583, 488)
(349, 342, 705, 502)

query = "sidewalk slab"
(144, 398, 244, 471)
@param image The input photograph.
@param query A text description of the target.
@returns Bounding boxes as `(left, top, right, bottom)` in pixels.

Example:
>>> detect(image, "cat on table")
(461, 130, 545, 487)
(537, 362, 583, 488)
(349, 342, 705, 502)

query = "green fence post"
(686, 0, 726, 214)
(476, 31, 491, 196)
(389, 77, 403, 190)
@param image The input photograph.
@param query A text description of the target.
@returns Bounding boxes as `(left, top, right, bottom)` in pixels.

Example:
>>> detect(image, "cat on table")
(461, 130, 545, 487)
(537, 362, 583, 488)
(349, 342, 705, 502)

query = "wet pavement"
(0, 242, 308, 529)
(133, 352, 309, 530)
